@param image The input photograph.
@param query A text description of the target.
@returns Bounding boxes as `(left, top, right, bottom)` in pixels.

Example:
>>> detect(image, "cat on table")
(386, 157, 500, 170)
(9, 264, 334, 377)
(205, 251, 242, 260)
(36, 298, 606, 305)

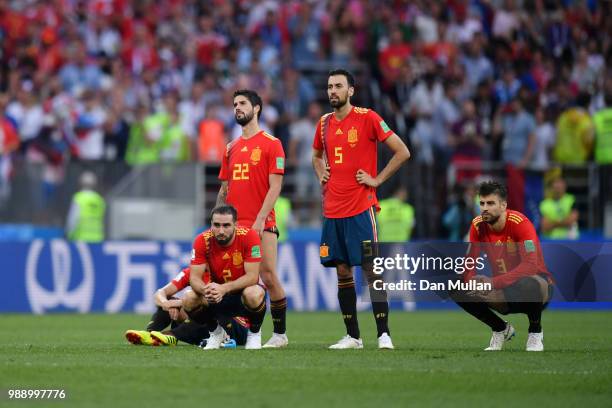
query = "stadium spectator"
(530, 106, 556, 171)
(197, 105, 226, 163)
(65, 171, 106, 242)
(288, 1, 323, 68)
(6, 80, 44, 154)
(288, 100, 321, 199)
(377, 186, 415, 242)
(0, 92, 19, 202)
(539, 176, 579, 240)
(593, 90, 612, 164)
(554, 92, 594, 164)
(450, 99, 485, 183)
(495, 97, 535, 169)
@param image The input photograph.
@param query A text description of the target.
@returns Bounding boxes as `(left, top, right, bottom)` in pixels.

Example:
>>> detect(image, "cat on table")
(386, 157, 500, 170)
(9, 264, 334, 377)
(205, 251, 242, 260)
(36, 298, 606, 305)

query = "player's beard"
(483, 213, 500, 225)
(329, 94, 348, 109)
(214, 230, 235, 246)
(235, 110, 254, 126)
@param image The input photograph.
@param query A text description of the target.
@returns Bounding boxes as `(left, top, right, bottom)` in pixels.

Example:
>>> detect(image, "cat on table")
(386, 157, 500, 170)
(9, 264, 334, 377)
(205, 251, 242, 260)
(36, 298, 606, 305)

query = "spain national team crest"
(232, 250, 243, 266)
(320, 244, 329, 258)
(348, 127, 358, 147)
(506, 237, 517, 253)
(250, 147, 262, 164)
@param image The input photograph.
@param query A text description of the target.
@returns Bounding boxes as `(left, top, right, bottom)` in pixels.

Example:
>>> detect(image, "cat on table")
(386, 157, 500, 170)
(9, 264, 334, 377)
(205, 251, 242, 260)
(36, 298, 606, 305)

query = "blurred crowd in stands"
(0, 0, 611, 230)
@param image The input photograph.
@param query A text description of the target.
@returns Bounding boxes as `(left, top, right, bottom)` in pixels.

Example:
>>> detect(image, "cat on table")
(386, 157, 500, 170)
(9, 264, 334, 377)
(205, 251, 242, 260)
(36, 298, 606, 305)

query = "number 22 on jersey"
(232, 163, 249, 180)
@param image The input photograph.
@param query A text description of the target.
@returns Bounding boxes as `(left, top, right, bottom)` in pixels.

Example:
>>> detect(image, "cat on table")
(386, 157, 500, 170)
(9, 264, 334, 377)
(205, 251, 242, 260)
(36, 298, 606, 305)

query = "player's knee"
(336, 264, 352, 280)
(507, 277, 545, 303)
(259, 268, 277, 287)
(242, 285, 265, 307)
(182, 290, 202, 311)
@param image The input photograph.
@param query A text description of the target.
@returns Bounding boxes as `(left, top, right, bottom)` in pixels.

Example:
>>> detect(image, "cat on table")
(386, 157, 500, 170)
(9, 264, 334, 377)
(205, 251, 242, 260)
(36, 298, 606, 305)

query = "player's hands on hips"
(252, 215, 265, 237)
(319, 164, 331, 184)
(356, 169, 379, 187)
(204, 282, 226, 303)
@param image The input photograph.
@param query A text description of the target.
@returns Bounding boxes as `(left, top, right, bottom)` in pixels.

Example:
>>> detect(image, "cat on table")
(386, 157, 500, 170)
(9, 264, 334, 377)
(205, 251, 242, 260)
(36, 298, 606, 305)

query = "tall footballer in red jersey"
(186, 205, 267, 350)
(217, 89, 288, 348)
(452, 181, 553, 352)
(312, 69, 411, 350)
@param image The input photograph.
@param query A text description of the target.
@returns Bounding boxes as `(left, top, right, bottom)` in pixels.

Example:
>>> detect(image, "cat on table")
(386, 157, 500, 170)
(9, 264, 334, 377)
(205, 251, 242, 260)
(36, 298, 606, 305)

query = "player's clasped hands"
(356, 169, 379, 187)
(204, 282, 226, 304)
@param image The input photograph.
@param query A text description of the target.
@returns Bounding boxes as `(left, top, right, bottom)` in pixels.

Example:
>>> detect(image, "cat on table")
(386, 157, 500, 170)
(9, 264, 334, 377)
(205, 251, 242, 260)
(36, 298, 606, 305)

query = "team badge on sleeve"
(276, 157, 284, 170)
(320, 244, 329, 257)
(380, 120, 391, 133)
(524, 240, 536, 253)
(191, 249, 195, 260)
(251, 245, 261, 258)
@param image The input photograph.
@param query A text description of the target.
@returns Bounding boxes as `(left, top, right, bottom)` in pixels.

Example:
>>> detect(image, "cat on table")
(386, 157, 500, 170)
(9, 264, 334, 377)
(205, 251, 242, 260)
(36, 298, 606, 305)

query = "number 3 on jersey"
(334, 147, 343, 164)
(232, 163, 249, 180)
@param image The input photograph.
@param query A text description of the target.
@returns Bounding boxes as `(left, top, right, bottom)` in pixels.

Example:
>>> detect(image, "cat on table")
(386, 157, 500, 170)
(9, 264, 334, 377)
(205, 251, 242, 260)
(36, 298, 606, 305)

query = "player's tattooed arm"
(216, 181, 228, 206)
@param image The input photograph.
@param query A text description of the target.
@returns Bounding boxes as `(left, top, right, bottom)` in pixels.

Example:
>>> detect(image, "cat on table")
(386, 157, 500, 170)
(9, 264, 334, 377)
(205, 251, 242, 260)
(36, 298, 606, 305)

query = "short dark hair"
(328, 69, 355, 88)
(233, 89, 263, 119)
(209, 205, 238, 223)
(478, 181, 507, 201)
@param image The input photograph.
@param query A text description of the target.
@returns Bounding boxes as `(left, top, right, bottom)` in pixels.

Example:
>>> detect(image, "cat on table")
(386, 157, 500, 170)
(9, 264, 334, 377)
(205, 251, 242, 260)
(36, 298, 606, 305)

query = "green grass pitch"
(1, 311, 611, 407)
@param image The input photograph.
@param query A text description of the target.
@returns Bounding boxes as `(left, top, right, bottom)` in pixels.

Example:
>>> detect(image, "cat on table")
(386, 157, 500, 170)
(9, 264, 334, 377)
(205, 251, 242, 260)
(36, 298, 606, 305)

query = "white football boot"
(262, 333, 289, 348)
(484, 323, 515, 351)
(329, 335, 363, 349)
(245, 330, 262, 350)
(202, 325, 227, 350)
(526, 332, 544, 351)
(377, 332, 395, 350)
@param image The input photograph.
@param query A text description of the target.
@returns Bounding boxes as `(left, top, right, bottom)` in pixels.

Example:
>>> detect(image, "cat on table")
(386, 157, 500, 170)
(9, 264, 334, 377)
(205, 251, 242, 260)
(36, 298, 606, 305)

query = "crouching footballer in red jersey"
(451, 181, 554, 351)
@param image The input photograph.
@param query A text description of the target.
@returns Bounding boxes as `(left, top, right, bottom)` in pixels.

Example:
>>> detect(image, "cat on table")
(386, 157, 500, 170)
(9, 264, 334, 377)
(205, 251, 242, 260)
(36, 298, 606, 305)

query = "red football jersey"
(170, 267, 193, 291)
(219, 131, 285, 228)
(190, 226, 262, 284)
(466, 210, 552, 289)
(312, 107, 394, 218)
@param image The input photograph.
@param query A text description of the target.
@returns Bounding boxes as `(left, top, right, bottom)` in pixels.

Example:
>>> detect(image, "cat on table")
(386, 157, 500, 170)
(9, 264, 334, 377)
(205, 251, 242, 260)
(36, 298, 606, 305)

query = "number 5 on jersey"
(334, 147, 343, 164)
(232, 163, 249, 180)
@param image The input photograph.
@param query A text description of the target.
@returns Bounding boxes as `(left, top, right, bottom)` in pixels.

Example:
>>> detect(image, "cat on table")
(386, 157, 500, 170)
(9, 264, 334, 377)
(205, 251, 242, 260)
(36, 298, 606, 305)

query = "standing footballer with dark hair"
(451, 181, 554, 351)
(312, 69, 411, 349)
(216, 94, 289, 348)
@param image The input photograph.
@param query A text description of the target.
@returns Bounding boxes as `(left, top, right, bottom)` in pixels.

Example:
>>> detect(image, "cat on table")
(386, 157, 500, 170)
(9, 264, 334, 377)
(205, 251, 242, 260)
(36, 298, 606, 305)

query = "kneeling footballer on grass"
(124, 266, 249, 347)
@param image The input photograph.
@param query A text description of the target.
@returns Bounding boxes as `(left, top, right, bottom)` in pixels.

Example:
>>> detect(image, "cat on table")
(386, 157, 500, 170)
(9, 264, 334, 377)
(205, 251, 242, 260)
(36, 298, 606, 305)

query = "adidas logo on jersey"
(241, 146, 248, 152)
